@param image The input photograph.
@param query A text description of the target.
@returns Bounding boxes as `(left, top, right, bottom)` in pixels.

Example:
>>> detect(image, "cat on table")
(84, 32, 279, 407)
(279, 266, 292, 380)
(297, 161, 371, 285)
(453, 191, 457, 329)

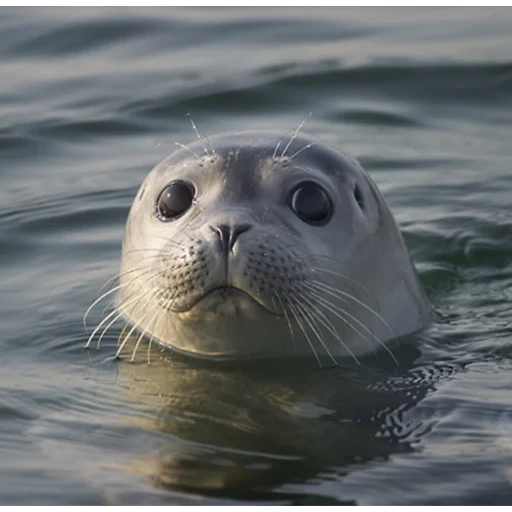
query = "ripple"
(1, 6, 512, 506)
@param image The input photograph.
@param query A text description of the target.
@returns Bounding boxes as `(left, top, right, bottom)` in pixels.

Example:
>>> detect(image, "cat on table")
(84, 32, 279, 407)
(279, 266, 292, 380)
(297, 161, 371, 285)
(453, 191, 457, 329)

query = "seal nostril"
(210, 223, 252, 253)
(230, 223, 252, 250)
(212, 224, 230, 251)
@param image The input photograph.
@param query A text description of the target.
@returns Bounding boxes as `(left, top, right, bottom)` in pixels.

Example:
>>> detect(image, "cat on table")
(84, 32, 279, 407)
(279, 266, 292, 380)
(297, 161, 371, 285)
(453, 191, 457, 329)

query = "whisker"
(202, 131, 216, 156)
(152, 235, 184, 248)
(85, 302, 129, 350)
(280, 113, 311, 158)
(97, 308, 128, 351)
(275, 292, 296, 352)
(85, 273, 159, 350)
(147, 288, 173, 364)
(83, 282, 125, 331)
(130, 288, 176, 363)
(272, 139, 282, 160)
(114, 284, 167, 359)
(175, 141, 201, 160)
(97, 268, 160, 322)
(187, 113, 210, 157)
(286, 299, 322, 367)
(97, 278, 160, 351)
(289, 142, 316, 161)
(309, 264, 378, 304)
(311, 281, 394, 337)
(292, 296, 338, 366)
(308, 289, 399, 365)
(115, 319, 143, 360)
(307, 290, 376, 356)
(84, 262, 164, 330)
(271, 127, 295, 160)
(298, 292, 361, 366)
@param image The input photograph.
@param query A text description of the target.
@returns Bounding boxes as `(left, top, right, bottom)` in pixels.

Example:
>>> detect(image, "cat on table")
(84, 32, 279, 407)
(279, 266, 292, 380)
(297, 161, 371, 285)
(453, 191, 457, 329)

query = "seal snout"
(209, 223, 252, 254)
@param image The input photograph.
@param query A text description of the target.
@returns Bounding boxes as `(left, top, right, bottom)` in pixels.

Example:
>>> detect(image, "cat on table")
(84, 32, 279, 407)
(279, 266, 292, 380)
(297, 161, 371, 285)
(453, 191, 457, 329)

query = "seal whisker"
(115, 317, 144, 360)
(309, 289, 399, 365)
(94, 267, 144, 296)
(147, 330, 155, 365)
(310, 280, 394, 337)
(87, 273, 160, 350)
(271, 139, 282, 160)
(280, 112, 311, 158)
(128, 300, 162, 363)
(202, 131, 216, 156)
(286, 299, 322, 367)
(307, 289, 376, 354)
(97, 308, 132, 350)
(86, 300, 131, 350)
(84, 270, 147, 329)
(130, 306, 162, 363)
(274, 292, 296, 352)
(153, 235, 190, 247)
(309, 264, 379, 304)
(272, 128, 295, 160)
(124, 248, 174, 255)
(175, 142, 201, 160)
(98, 269, 161, 322)
(87, 263, 162, 311)
(187, 113, 210, 157)
(84, 267, 160, 330)
(292, 296, 339, 366)
(289, 142, 317, 161)
(83, 282, 125, 331)
(115, 283, 168, 359)
(296, 289, 361, 366)
(98, 280, 161, 351)
(146, 288, 173, 364)
(126, 245, 182, 254)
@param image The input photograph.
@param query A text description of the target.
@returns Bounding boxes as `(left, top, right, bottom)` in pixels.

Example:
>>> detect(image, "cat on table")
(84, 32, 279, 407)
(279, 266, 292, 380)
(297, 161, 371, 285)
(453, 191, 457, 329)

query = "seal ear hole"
(354, 184, 364, 209)
(156, 180, 195, 221)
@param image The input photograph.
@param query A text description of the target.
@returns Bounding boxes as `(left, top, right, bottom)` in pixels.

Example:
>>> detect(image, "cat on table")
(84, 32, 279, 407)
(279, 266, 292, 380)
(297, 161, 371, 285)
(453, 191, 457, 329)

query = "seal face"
(117, 131, 431, 364)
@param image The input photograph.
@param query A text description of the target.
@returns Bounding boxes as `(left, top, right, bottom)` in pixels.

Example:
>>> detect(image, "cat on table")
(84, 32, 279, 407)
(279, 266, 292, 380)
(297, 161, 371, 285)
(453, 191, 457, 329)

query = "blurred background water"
(0, 7, 511, 505)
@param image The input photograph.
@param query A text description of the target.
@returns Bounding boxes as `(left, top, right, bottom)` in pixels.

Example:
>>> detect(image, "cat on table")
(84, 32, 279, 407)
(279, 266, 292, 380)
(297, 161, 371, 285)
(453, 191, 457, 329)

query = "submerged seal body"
(118, 131, 431, 363)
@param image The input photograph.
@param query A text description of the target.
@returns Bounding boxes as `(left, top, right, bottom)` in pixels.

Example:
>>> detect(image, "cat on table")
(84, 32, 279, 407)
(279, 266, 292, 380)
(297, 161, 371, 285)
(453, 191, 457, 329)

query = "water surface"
(1, 7, 511, 505)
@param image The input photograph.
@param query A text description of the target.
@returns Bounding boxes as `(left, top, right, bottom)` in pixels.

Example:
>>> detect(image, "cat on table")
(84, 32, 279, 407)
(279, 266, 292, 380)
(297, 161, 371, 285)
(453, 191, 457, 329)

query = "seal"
(105, 130, 431, 364)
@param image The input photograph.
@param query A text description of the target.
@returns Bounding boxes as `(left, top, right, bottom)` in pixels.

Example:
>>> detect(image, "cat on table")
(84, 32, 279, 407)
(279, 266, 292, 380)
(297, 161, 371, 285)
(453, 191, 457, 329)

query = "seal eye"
(290, 181, 333, 225)
(156, 181, 195, 220)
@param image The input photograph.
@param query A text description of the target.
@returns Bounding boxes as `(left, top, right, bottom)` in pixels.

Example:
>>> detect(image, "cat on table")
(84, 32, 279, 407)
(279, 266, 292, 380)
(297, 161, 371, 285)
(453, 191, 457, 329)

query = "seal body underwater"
(115, 131, 431, 364)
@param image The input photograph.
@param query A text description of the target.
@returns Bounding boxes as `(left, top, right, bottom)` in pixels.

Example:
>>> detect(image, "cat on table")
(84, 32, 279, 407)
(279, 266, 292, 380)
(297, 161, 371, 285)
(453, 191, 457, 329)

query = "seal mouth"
(178, 285, 281, 316)
(200, 285, 251, 301)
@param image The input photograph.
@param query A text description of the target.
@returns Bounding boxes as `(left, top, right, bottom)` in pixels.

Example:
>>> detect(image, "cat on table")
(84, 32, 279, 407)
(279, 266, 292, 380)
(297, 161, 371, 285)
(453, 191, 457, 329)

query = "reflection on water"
(1, 6, 512, 505)
(110, 335, 452, 502)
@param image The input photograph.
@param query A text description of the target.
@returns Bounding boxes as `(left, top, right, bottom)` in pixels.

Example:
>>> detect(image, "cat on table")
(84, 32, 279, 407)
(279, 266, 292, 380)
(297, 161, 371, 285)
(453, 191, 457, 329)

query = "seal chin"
(158, 287, 296, 359)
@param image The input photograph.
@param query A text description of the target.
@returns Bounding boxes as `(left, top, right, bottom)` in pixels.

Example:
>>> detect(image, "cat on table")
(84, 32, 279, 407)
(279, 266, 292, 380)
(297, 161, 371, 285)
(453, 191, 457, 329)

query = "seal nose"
(210, 223, 252, 253)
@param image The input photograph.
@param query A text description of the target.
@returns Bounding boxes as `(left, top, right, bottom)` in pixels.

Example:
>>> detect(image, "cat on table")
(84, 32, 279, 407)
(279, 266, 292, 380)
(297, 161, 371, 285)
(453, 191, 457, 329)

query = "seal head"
(118, 131, 431, 363)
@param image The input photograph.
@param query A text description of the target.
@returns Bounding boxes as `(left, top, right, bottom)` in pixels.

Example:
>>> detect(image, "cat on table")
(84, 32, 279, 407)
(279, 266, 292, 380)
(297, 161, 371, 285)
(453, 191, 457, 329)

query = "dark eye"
(156, 181, 195, 220)
(290, 181, 333, 225)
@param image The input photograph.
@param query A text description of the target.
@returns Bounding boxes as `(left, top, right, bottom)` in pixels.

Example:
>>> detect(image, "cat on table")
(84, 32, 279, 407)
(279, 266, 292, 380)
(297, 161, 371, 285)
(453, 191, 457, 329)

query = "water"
(1, 7, 511, 505)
